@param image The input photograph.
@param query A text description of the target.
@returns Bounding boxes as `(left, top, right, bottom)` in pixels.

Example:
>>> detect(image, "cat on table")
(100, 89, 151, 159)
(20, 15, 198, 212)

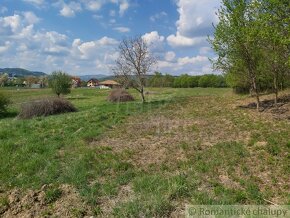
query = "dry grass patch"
(89, 91, 289, 216)
(0, 184, 92, 218)
(107, 89, 134, 103)
(18, 97, 77, 119)
(237, 92, 290, 120)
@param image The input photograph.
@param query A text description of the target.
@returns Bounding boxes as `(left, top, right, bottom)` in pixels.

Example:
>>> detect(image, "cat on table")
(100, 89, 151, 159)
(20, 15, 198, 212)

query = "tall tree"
(113, 36, 157, 103)
(210, 0, 263, 110)
(48, 71, 71, 97)
(258, 0, 290, 105)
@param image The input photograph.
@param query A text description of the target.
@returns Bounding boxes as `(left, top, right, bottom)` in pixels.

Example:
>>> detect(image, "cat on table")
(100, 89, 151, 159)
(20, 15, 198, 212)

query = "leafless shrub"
(18, 97, 77, 119)
(107, 89, 134, 103)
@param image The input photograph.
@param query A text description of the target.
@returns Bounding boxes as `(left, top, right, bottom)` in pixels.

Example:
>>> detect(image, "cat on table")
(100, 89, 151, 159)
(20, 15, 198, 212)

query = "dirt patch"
(92, 96, 250, 170)
(97, 185, 134, 217)
(1, 184, 92, 218)
(218, 173, 241, 190)
(238, 94, 290, 120)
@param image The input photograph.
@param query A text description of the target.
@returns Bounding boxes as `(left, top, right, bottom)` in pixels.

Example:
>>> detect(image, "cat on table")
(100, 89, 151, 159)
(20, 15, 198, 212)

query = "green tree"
(49, 71, 72, 97)
(163, 74, 175, 87)
(210, 0, 264, 110)
(258, 0, 290, 105)
(25, 76, 39, 87)
(187, 76, 199, 87)
(149, 72, 163, 87)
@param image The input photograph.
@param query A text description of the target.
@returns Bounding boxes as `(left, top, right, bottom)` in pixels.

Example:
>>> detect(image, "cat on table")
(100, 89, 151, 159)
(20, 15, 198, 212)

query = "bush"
(18, 97, 77, 119)
(108, 89, 134, 102)
(0, 92, 10, 114)
(48, 71, 72, 97)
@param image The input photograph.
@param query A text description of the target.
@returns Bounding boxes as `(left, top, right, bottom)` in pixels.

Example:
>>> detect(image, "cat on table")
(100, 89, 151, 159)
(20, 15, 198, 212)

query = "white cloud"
(22, 0, 44, 6)
(60, 2, 82, 18)
(70, 37, 119, 72)
(167, 33, 206, 48)
(97, 36, 119, 46)
(166, 0, 219, 48)
(92, 14, 103, 20)
(84, 0, 103, 11)
(175, 0, 219, 38)
(177, 55, 208, 65)
(0, 13, 73, 71)
(150, 11, 167, 22)
(142, 31, 165, 52)
(22, 11, 41, 24)
(72, 37, 118, 60)
(157, 54, 211, 75)
(0, 14, 22, 34)
(109, 10, 116, 17)
(164, 51, 176, 62)
(119, 0, 129, 16)
(81, 0, 130, 16)
(0, 2, 218, 76)
(0, 13, 119, 74)
(60, 6, 74, 17)
(0, 41, 11, 53)
(199, 46, 211, 55)
(113, 27, 130, 33)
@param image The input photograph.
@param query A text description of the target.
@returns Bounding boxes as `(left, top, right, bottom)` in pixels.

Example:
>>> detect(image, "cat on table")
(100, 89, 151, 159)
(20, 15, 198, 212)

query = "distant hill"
(80, 75, 152, 82)
(0, 68, 46, 77)
(79, 74, 155, 82)
(79, 74, 110, 81)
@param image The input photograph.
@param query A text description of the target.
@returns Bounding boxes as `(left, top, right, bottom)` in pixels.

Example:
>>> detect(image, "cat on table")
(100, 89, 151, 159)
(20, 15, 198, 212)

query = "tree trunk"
(273, 76, 278, 107)
(140, 88, 146, 103)
(252, 77, 260, 111)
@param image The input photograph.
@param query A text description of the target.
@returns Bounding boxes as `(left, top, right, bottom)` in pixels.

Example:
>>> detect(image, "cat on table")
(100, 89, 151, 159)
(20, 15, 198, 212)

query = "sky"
(0, 0, 221, 76)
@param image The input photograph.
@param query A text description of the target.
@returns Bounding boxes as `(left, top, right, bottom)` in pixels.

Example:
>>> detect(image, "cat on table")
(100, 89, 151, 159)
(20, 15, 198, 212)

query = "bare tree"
(112, 36, 156, 103)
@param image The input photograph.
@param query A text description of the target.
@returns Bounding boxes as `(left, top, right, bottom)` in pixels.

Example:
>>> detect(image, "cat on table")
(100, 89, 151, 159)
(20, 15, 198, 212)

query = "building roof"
(87, 78, 99, 83)
(99, 80, 120, 85)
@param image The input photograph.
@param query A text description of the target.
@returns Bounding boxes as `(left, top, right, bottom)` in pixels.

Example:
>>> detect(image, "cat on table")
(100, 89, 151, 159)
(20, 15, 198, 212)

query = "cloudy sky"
(0, 0, 220, 76)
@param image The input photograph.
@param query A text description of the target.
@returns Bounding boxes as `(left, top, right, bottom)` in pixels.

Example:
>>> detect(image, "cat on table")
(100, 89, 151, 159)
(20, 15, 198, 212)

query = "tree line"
(148, 72, 227, 88)
(0, 73, 48, 87)
(210, 0, 290, 110)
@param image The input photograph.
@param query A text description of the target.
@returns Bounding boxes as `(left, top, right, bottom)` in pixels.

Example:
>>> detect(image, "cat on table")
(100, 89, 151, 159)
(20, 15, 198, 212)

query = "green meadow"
(0, 87, 289, 217)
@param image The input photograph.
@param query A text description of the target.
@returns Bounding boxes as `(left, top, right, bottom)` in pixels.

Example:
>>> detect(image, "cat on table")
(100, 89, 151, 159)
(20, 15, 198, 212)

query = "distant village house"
(99, 80, 122, 89)
(71, 77, 81, 88)
(87, 78, 99, 87)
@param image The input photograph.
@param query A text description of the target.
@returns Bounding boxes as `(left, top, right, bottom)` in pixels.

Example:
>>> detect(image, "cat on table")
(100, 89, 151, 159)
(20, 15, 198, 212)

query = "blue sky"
(0, 0, 220, 76)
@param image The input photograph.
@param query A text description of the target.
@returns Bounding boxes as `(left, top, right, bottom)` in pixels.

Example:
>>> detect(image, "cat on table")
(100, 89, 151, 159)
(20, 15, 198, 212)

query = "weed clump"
(0, 92, 10, 114)
(108, 89, 134, 103)
(44, 187, 62, 204)
(18, 97, 77, 119)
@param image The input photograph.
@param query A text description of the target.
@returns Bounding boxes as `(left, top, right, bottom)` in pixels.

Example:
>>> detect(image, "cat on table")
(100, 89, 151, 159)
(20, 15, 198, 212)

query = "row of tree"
(148, 72, 227, 88)
(210, 0, 290, 110)
(0, 73, 49, 87)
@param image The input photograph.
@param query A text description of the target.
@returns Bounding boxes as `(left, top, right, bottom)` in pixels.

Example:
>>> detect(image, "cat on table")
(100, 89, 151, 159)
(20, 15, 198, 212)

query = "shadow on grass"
(66, 97, 90, 100)
(146, 99, 170, 105)
(0, 111, 18, 119)
(239, 94, 290, 110)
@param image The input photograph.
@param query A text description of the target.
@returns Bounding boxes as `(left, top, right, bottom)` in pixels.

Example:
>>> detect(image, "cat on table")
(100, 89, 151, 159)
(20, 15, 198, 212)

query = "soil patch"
(238, 94, 290, 120)
(0, 184, 92, 218)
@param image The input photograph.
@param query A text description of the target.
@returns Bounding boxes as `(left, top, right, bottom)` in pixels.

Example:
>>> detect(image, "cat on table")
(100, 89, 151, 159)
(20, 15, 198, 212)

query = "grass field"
(0, 87, 289, 217)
